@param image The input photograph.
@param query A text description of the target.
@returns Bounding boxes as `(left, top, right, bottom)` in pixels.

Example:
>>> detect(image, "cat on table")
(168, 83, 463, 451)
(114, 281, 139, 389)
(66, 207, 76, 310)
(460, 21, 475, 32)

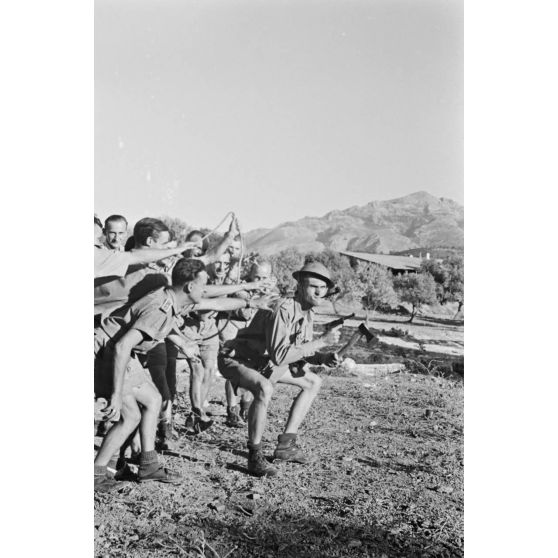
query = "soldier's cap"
(292, 262, 334, 288)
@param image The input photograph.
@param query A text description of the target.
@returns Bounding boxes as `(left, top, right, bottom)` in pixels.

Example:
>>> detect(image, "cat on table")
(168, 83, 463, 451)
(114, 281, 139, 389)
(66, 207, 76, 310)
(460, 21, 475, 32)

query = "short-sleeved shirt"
(229, 297, 318, 369)
(94, 257, 178, 317)
(99, 287, 188, 356)
(94, 246, 132, 279)
(216, 281, 280, 342)
(178, 270, 232, 348)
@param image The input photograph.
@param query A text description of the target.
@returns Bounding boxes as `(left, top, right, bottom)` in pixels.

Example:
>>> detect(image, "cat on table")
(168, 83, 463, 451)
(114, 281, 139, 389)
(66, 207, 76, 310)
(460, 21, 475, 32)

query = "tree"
(420, 259, 448, 303)
(345, 263, 397, 321)
(419, 256, 464, 315)
(360, 265, 398, 318)
(268, 248, 305, 295)
(443, 255, 464, 315)
(394, 271, 437, 322)
(160, 216, 190, 243)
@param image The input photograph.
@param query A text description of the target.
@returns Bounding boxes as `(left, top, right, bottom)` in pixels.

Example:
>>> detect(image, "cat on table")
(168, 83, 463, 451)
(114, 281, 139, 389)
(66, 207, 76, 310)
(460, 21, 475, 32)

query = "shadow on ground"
(107, 511, 462, 558)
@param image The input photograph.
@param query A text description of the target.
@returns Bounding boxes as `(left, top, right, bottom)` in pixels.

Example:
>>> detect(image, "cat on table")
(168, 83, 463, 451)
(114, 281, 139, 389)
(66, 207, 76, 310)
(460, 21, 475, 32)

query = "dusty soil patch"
(95, 364, 463, 557)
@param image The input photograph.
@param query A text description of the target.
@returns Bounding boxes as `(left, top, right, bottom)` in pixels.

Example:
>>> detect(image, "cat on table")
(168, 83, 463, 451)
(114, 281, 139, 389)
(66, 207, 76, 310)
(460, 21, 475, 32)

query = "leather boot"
(247, 444, 278, 477)
(273, 433, 309, 464)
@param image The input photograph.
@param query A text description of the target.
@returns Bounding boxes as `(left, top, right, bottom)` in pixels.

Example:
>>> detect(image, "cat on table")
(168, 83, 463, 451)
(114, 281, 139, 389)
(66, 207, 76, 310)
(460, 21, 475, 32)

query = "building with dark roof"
(339, 250, 429, 274)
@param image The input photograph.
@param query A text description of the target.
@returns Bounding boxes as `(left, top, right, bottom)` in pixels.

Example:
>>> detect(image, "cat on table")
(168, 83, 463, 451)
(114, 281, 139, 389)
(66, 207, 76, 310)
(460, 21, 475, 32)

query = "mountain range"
(245, 191, 463, 255)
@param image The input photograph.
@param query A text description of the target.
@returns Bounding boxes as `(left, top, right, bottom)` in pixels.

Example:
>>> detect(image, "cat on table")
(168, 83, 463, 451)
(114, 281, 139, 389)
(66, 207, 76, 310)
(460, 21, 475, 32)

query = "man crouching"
(218, 262, 342, 477)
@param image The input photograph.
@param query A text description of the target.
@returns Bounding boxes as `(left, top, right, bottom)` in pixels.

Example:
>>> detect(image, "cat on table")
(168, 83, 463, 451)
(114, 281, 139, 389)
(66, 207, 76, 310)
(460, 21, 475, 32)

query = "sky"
(95, 0, 463, 232)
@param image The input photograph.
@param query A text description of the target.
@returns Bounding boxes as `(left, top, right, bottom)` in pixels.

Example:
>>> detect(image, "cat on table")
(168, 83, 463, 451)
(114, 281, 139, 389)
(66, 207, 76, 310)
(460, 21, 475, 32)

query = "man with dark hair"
(184, 216, 238, 266)
(94, 258, 277, 491)
(132, 217, 171, 249)
(94, 258, 206, 491)
(220, 260, 277, 428)
(95, 217, 191, 311)
(103, 215, 129, 251)
(218, 262, 342, 477)
(94, 216, 194, 280)
(98, 217, 182, 450)
(167, 252, 277, 434)
(184, 230, 207, 257)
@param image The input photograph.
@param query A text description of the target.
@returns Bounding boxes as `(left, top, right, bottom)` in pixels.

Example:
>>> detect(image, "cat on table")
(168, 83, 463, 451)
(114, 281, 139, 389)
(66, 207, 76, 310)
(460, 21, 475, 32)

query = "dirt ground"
(95, 315, 464, 558)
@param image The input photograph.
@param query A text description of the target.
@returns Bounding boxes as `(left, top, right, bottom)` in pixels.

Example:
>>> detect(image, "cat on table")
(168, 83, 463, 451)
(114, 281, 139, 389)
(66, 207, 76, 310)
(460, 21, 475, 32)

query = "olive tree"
(394, 271, 437, 322)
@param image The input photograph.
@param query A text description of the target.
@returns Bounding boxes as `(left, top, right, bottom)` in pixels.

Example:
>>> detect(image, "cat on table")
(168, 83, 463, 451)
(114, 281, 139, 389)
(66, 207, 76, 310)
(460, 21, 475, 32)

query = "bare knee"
(122, 401, 141, 427)
(190, 362, 204, 382)
(306, 373, 323, 392)
(140, 385, 162, 412)
(152, 389, 163, 410)
(254, 378, 273, 405)
(241, 390, 253, 403)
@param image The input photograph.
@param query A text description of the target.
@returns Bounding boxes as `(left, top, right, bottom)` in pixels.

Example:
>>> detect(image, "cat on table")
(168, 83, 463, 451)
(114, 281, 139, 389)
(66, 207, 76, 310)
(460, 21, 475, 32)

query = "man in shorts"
(169, 252, 276, 434)
(95, 217, 192, 449)
(94, 257, 276, 491)
(219, 260, 278, 428)
(94, 259, 207, 491)
(218, 262, 343, 477)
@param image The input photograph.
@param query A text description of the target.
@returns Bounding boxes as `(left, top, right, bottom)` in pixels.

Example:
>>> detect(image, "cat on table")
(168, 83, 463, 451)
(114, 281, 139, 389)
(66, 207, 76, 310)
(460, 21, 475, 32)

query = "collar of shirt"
(103, 241, 124, 252)
(290, 297, 314, 324)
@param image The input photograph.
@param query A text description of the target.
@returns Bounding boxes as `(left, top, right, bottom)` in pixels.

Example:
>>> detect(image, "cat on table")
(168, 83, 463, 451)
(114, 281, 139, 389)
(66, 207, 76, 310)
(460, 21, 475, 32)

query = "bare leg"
(277, 369, 323, 434)
(130, 429, 141, 455)
(200, 362, 217, 408)
(94, 396, 141, 466)
(119, 427, 140, 459)
(134, 382, 162, 453)
(219, 357, 278, 476)
(241, 390, 253, 405)
(225, 379, 240, 408)
(188, 358, 206, 417)
(246, 380, 273, 444)
(199, 345, 218, 409)
(160, 399, 173, 423)
(224, 365, 273, 444)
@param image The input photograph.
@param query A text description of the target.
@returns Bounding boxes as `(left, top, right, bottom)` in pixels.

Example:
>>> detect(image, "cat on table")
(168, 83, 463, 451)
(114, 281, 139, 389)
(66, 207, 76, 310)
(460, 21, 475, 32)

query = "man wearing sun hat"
(218, 261, 343, 477)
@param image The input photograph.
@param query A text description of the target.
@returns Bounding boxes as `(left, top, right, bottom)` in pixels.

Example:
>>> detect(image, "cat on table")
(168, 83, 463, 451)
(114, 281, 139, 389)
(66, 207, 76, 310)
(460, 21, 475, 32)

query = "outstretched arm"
(127, 242, 197, 266)
(192, 293, 278, 313)
(95, 242, 197, 279)
(203, 278, 274, 298)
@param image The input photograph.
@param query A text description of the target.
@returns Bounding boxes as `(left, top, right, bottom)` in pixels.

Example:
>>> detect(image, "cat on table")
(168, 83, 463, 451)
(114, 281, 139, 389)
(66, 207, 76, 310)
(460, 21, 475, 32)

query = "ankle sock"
(139, 450, 158, 465)
(277, 433, 297, 445)
(247, 441, 261, 452)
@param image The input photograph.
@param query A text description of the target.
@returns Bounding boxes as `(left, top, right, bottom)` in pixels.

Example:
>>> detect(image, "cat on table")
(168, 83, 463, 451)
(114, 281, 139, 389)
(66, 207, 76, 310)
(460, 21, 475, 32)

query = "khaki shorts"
(217, 354, 289, 395)
(94, 350, 154, 399)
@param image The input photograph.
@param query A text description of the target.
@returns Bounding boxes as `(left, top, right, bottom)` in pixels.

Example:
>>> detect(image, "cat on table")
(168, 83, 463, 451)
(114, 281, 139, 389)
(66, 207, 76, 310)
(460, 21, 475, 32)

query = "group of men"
(94, 213, 343, 492)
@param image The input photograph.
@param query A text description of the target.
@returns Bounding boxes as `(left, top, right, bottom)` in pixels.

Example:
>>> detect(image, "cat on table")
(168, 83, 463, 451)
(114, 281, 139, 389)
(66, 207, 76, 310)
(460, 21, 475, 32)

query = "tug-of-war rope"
(186, 211, 244, 343)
